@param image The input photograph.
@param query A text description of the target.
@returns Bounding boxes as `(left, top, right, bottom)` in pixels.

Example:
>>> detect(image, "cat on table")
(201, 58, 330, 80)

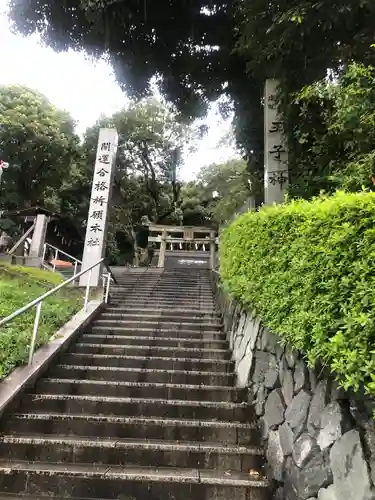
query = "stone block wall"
(213, 275, 375, 500)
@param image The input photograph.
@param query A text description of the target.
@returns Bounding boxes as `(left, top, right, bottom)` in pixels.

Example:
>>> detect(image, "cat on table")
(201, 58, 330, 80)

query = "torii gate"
(148, 224, 218, 270)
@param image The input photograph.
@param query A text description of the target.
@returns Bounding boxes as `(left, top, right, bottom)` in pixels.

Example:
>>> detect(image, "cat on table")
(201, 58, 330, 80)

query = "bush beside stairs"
(0, 268, 270, 499)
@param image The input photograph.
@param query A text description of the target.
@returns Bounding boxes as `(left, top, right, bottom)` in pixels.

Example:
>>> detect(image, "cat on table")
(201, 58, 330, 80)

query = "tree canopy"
(0, 85, 243, 264)
(289, 62, 375, 198)
(8, 0, 235, 118)
(8, 0, 375, 170)
(196, 159, 251, 225)
(0, 84, 80, 209)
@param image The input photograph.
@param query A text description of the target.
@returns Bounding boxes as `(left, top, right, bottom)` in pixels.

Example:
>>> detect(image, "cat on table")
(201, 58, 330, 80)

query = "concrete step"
(87, 326, 226, 340)
(110, 293, 214, 300)
(110, 286, 213, 292)
(108, 299, 215, 304)
(108, 301, 217, 309)
(79, 334, 227, 349)
(60, 353, 233, 371)
(49, 365, 235, 385)
(34, 379, 240, 402)
(0, 435, 264, 471)
(110, 286, 213, 291)
(103, 306, 220, 318)
(99, 312, 221, 324)
(2, 413, 257, 444)
(109, 296, 216, 303)
(92, 319, 222, 332)
(18, 394, 250, 421)
(71, 344, 230, 360)
(109, 288, 214, 294)
(109, 294, 215, 301)
(0, 462, 270, 499)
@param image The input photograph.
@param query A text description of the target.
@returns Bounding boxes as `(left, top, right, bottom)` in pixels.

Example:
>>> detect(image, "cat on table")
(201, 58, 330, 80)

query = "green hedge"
(220, 191, 375, 396)
(0, 263, 83, 379)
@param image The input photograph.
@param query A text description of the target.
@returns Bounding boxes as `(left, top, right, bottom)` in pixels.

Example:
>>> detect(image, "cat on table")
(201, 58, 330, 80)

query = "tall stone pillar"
(80, 128, 118, 287)
(157, 230, 167, 268)
(264, 79, 289, 205)
(209, 231, 216, 270)
(29, 214, 48, 258)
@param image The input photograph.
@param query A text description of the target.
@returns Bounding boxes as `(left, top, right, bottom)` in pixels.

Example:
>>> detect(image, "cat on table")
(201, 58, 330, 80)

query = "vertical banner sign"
(264, 79, 289, 205)
(79, 128, 119, 287)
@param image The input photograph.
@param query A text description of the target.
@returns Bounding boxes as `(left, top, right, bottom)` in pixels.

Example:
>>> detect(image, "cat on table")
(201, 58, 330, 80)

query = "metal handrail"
(43, 243, 117, 285)
(44, 242, 82, 265)
(43, 243, 82, 274)
(103, 261, 118, 285)
(0, 258, 110, 365)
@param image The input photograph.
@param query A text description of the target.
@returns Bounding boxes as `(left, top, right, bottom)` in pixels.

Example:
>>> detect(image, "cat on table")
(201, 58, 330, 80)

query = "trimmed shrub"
(220, 191, 375, 396)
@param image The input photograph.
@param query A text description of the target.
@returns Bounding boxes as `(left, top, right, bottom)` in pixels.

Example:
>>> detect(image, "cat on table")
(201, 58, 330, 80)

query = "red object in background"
(50, 259, 73, 268)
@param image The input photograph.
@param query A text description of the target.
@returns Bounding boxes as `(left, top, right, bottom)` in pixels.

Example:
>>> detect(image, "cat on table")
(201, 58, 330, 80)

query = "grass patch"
(0, 262, 83, 380)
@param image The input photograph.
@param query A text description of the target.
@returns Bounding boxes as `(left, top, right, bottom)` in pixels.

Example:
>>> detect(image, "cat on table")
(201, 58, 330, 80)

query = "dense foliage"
(0, 85, 80, 209)
(0, 262, 82, 379)
(236, 0, 375, 172)
(289, 63, 375, 198)
(220, 191, 375, 396)
(195, 159, 252, 225)
(7, 0, 375, 186)
(8, 0, 235, 119)
(0, 84, 245, 264)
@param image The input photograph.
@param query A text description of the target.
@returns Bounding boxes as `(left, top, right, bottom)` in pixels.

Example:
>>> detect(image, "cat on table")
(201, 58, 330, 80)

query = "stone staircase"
(0, 268, 270, 499)
(54, 264, 81, 281)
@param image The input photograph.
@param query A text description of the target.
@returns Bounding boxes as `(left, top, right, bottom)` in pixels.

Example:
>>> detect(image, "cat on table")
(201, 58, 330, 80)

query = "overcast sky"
(0, 1, 238, 180)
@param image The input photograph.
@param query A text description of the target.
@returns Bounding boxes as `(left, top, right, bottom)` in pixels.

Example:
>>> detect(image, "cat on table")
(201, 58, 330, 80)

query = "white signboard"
(264, 79, 289, 205)
(80, 128, 118, 286)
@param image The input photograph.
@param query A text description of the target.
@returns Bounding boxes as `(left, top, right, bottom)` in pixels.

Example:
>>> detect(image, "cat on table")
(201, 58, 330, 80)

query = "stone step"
(49, 365, 234, 385)
(99, 312, 221, 324)
(110, 288, 214, 295)
(108, 301, 217, 309)
(34, 379, 240, 402)
(18, 394, 249, 421)
(60, 353, 232, 371)
(2, 413, 257, 444)
(111, 290, 214, 294)
(87, 326, 226, 340)
(108, 295, 215, 302)
(103, 306, 220, 317)
(109, 293, 214, 300)
(109, 290, 215, 304)
(79, 334, 227, 349)
(109, 297, 215, 303)
(92, 319, 222, 332)
(71, 344, 230, 360)
(0, 462, 270, 499)
(0, 435, 263, 471)
(110, 286, 213, 293)
(115, 284, 213, 288)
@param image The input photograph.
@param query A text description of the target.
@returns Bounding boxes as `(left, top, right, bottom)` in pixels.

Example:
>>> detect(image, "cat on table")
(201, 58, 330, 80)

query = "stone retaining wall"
(213, 275, 375, 500)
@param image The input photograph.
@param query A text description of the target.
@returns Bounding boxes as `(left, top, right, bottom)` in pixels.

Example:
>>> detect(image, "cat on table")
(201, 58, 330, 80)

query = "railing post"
(52, 249, 58, 272)
(84, 269, 92, 312)
(74, 260, 78, 283)
(41, 244, 47, 264)
(28, 301, 43, 365)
